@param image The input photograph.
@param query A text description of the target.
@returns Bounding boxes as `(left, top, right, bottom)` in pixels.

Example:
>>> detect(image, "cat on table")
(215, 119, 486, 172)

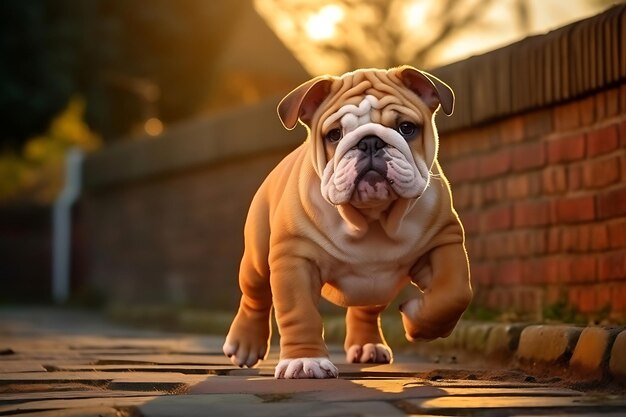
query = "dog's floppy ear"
(396, 66, 454, 116)
(278, 76, 334, 130)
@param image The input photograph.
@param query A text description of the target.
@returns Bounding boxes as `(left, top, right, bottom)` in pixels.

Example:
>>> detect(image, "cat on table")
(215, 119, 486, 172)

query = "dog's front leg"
(270, 255, 338, 379)
(401, 243, 472, 341)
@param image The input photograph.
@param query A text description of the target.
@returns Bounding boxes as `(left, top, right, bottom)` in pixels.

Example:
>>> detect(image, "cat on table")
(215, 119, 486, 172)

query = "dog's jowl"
(223, 66, 472, 379)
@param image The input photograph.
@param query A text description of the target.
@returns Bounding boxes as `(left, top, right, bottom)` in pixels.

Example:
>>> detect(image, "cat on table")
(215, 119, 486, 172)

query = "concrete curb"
(106, 307, 626, 385)
(404, 321, 626, 385)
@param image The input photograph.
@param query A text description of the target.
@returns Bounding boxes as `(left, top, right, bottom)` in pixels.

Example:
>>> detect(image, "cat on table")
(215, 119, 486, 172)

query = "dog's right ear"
(278, 77, 334, 130)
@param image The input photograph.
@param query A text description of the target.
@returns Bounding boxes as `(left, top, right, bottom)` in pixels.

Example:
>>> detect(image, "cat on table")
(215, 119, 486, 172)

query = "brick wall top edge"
(83, 95, 304, 189)
(432, 4, 626, 133)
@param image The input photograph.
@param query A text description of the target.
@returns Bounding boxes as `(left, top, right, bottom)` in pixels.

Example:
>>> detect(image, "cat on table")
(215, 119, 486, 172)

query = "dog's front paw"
(223, 311, 271, 368)
(346, 343, 392, 364)
(274, 357, 338, 379)
(399, 289, 471, 341)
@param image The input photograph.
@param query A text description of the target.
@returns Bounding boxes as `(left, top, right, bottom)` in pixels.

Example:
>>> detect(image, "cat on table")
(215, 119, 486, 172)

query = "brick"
(547, 133, 586, 164)
(579, 96, 596, 126)
(480, 205, 513, 232)
(567, 164, 582, 191)
(606, 88, 620, 117)
(516, 325, 582, 365)
(570, 326, 622, 381)
(569, 286, 596, 313)
(620, 119, 626, 147)
(595, 90, 607, 120)
(482, 179, 505, 205)
(466, 238, 484, 260)
(553, 101, 581, 132)
(582, 155, 621, 189)
(460, 211, 480, 235)
(496, 260, 523, 285)
(554, 195, 595, 223)
(607, 218, 626, 249)
(451, 184, 473, 210)
(498, 116, 525, 143)
(512, 141, 547, 172)
(479, 149, 512, 178)
(505, 175, 529, 199)
(591, 224, 609, 251)
(547, 228, 560, 253)
(444, 158, 478, 183)
(621, 85, 626, 118)
(609, 330, 626, 382)
(561, 255, 597, 284)
(524, 109, 553, 139)
(513, 200, 552, 228)
(598, 250, 626, 281)
(611, 283, 626, 312)
(597, 185, 626, 219)
(541, 166, 567, 194)
(470, 262, 492, 285)
(587, 124, 619, 157)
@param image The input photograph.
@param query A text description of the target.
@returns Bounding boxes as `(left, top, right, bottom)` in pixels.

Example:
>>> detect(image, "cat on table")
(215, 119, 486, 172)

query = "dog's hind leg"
(344, 305, 393, 363)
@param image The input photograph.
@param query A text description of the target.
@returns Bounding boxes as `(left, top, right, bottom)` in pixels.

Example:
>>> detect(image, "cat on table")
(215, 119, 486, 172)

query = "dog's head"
(278, 66, 454, 230)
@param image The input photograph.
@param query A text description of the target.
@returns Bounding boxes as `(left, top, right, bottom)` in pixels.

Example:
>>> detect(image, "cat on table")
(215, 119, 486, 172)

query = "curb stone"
(569, 326, 622, 381)
(609, 330, 626, 382)
(516, 325, 583, 366)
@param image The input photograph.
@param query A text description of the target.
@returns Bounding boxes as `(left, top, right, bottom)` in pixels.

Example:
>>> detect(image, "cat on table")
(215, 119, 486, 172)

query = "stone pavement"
(1, 308, 625, 417)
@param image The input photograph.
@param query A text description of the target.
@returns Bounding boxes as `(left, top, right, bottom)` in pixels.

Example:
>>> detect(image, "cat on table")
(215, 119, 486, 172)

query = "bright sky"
(255, 0, 612, 75)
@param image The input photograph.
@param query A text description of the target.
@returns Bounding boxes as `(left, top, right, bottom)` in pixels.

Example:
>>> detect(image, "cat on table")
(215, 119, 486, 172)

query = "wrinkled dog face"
(278, 67, 454, 211)
(320, 94, 430, 208)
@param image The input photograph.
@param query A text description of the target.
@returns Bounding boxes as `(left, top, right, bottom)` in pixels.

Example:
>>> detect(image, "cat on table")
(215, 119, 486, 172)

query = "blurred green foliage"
(0, 0, 245, 147)
(0, 96, 100, 204)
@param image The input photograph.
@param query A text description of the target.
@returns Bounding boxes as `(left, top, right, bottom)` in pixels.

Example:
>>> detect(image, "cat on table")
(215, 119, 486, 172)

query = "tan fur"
(223, 67, 472, 378)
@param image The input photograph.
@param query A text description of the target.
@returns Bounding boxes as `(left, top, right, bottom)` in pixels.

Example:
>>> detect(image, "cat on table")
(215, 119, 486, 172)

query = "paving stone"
(46, 363, 238, 375)
(570, 326, 622, 381)
(2, 406, 122, 417)
(516, 325, 582, 365)
(0, 396, 158, 414)
(93, 353, 233, 366)
(139, 396, 401, 417)
(609, 329, 626, 382)
(485, 323, 528, 359)
(0, 362, 46, 373)
(400, 395, 626, 414)
(0, 389, 172, 402)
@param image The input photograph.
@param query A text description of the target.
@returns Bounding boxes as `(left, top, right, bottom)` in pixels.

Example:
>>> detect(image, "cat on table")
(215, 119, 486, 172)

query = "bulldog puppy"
(223, 66, 472, 379)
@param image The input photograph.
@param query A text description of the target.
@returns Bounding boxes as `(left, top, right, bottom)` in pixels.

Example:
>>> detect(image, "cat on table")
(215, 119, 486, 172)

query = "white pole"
(52, 148, 84, 304)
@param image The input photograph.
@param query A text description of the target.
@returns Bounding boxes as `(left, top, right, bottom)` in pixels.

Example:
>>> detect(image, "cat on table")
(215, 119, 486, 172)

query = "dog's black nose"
(357, 136, 385, 154)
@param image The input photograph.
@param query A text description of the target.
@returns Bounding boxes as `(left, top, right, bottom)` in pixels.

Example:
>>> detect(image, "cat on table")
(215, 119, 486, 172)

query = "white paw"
(222, 340, 266, 368)
(274, 357, 338, 379)
(346, 343, 392, 363)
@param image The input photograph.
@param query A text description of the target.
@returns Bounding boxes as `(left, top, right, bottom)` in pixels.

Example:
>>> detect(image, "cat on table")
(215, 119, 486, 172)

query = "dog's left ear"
(278, 76, 334, 130)
(396, 66, 454, 116)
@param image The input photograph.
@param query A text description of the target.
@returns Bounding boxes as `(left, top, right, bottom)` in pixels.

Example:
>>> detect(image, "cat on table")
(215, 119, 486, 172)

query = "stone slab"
(0, 396, 158, 414)
(570, 326, 622, 380)
(0, 362, 47, 373)
(516, 325, 582, 364)
(401, 395, 626, 414)
(2, 406, 122, 417)
(609, 329, 626, 382)
(139, 396, 403, 417)
(93, 354, 233, 366)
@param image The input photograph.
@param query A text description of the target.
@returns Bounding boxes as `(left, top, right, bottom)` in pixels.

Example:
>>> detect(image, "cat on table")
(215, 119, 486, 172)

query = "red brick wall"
(439, 84, 626, 320)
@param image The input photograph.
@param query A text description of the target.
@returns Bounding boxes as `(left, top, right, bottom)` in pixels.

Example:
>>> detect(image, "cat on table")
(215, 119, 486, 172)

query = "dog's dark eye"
(325, 128, 342, 143)
(397, 122, 419, 139)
